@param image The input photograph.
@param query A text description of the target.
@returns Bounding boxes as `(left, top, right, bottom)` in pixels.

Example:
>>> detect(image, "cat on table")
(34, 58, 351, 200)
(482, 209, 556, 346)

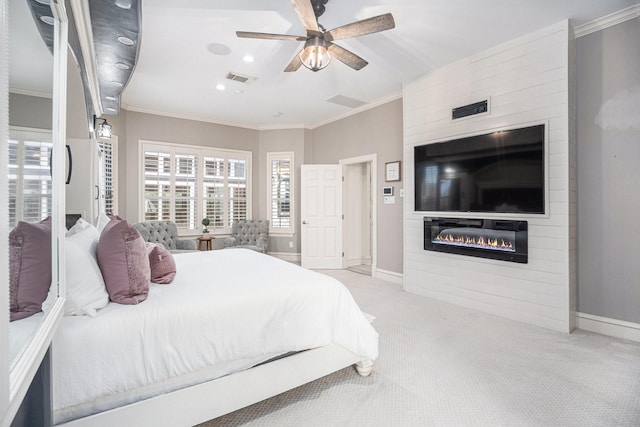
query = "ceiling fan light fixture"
(299, 37, 331, 72)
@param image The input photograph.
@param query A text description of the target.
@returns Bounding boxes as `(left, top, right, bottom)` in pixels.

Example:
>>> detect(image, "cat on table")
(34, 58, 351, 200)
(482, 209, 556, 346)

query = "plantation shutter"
(174, 153, 197, 229)
(140, 142, 251, 233)
(227, 156, 247, 226)
(203, 156, 225, 229)
(270, 157, 291, 228)
(97, 139, 116, 214)
(8, 130, 53, 227)
(267, 152, 294, 235)
(144, 150, 172, 221)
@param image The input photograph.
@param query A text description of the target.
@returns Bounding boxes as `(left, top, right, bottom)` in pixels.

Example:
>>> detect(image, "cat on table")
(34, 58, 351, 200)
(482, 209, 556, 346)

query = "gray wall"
(312, 98, 404, 274)
(576, 18, 640, 323)
(108, 99, 403, 272)
(116, 111, 260, 236)
(8, 93, 52, 129)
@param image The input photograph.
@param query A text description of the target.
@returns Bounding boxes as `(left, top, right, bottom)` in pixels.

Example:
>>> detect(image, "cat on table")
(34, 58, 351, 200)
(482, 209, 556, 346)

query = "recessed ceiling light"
(117, 36, 135, 46)
(111, 81, 124, 87)
(40, 15, 54, 25)
(243, 55, 255, 63)
(207, 43, 231, 56)
(216, 84, 226, 91)
(115, 0, 132, 9)
(115, 62, 130, 70)
(105, 96, 117, 101)
(273, 112, 283, 117)
(234, 89, 244, 95)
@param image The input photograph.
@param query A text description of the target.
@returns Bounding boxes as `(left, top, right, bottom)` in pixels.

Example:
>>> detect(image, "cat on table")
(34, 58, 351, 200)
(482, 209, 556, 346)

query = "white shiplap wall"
(403, 21, 576, 333)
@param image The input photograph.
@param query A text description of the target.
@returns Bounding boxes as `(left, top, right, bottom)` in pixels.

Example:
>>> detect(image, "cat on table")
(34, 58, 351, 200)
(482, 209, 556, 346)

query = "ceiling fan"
(236, 0, 395, 72)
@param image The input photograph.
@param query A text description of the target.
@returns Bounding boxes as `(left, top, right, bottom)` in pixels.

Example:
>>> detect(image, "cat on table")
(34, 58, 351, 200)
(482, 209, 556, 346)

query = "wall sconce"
(94, 115, 112, 139)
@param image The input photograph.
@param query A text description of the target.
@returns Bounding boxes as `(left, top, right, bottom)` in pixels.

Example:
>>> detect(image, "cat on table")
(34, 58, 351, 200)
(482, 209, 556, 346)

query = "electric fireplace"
(423, 217, 528, 263)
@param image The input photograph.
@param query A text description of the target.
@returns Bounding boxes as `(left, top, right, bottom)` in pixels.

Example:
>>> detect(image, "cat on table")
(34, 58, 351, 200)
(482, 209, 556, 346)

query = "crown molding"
(9, 88, 53, 99)
(122, 90, 403, 132)
(121, 104, 262, 130)
(574, 4, 640, 38)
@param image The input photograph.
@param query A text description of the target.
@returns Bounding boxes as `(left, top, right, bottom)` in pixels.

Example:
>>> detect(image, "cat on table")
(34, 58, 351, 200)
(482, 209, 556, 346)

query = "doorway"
(340, 154, 377, 276)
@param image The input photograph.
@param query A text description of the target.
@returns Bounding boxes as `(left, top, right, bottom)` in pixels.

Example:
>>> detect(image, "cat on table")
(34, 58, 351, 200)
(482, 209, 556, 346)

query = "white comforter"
(53, 249, 378, 423)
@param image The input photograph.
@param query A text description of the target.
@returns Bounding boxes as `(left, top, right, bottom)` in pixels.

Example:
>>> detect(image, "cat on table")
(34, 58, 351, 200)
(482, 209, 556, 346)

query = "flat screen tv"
(414, 124, 545, 214)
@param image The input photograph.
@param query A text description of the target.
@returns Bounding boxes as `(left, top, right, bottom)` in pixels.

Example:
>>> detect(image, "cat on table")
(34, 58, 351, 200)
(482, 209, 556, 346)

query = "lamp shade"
(299, 37, 331, 72)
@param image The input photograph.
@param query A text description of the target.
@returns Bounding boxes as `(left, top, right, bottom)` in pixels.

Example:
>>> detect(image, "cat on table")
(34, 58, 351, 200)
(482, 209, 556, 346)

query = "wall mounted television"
(414, 124, 545, 214)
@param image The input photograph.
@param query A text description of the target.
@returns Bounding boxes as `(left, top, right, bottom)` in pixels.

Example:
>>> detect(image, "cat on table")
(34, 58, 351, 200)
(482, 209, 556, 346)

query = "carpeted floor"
(199, 270, 640, 427)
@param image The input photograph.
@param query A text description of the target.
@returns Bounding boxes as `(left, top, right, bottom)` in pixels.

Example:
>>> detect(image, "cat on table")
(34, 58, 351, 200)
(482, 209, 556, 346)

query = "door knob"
(302, 221, 308, 224)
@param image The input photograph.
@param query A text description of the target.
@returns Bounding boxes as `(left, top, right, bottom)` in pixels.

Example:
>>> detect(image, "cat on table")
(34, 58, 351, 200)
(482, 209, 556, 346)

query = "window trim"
(267, 151, 295, 236)
(139, 140, 252, 235)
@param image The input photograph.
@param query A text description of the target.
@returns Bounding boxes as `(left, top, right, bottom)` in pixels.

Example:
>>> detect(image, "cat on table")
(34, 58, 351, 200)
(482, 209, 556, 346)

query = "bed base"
(55, 345, 373, 427)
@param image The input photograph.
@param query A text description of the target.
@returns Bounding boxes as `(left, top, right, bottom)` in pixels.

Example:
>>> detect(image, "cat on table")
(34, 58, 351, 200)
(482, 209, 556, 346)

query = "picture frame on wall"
(385, 161, 401, 182)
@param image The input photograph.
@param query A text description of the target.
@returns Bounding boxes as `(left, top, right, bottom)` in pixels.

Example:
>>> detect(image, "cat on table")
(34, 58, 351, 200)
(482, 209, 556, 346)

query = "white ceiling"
(11, 0, 639, 129)
(9, 0, 54, 96)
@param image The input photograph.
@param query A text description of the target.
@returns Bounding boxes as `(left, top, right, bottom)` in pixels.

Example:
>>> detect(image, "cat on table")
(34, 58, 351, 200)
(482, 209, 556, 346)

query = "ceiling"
(11, 0, 640, 129)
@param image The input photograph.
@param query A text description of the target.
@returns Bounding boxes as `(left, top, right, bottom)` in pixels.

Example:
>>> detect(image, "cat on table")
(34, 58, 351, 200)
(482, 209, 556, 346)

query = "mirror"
(7, 0, 55, 371)
(2, 0, 67, 420)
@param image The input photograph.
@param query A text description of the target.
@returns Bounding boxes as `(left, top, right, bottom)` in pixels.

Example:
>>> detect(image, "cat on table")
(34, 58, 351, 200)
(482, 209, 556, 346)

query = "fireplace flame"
(434, 233, 514, 252)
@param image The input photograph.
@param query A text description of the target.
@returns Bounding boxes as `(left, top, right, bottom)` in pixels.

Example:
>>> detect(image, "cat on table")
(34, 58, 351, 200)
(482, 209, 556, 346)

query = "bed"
(52, 248, 378, 426)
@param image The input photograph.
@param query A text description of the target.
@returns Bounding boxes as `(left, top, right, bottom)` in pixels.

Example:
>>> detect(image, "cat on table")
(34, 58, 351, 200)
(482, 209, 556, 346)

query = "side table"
(197, 235, 215, 251)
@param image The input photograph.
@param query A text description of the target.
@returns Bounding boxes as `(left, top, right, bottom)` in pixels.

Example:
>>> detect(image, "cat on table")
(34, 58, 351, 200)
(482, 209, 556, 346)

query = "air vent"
(225, 72, 256, 84)
(325, 95, 366, 108)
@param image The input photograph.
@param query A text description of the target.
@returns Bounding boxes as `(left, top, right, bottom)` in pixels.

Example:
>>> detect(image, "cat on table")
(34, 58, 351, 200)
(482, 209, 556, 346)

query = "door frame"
(339, 154, 377, 276)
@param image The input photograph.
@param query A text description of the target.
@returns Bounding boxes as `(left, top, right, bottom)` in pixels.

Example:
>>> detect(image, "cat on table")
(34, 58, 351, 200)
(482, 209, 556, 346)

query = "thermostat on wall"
(383, 186, 393, 196)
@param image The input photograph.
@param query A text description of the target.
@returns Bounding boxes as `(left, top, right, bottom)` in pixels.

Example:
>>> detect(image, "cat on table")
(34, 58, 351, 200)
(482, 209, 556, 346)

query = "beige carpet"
(198, 270, 640, 427)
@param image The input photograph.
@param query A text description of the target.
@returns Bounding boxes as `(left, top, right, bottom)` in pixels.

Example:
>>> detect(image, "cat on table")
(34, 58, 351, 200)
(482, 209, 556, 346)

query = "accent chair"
(223, 220, 269, 253)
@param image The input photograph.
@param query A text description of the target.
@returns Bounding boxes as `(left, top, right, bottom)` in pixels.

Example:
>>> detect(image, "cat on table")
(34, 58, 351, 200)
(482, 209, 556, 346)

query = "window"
(141, 141, 251, 234)
(97, 138, 118, 215)
(8, 129, 53, 227)
(267, 152, 294, 235)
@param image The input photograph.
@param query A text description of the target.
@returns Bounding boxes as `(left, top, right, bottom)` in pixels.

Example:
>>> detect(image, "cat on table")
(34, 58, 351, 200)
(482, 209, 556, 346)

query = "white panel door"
(301, 165, 343, 269)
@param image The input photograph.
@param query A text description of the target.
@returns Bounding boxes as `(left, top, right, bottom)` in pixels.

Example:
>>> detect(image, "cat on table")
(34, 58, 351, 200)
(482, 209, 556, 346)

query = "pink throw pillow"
(97, 219, 150, 304)
(145, 242, 177, 284)
(9, 218, 52, 321)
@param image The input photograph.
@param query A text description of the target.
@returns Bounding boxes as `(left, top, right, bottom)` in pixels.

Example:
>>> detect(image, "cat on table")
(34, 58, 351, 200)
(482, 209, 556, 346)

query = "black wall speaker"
(452, 100, 488, 120)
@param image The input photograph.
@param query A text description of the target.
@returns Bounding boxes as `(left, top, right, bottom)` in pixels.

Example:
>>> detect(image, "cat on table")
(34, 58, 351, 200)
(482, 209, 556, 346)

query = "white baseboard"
(373, 268, 403, 285)
(576, 312, 640, 343)
(269, 252, 301, 263)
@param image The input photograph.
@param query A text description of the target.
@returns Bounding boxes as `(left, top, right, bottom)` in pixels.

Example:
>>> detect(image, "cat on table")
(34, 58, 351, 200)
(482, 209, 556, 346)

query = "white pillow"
(66, 217, 93, 237)
(95, 213, 112, 235)
(64, 224, 109, 316)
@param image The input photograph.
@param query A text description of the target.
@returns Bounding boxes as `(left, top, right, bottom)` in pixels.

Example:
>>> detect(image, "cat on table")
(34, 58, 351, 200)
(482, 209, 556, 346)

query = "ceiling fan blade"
(327, 43, 368, 71)
(325, 13, 395, 42)
(236, 31, 306, 42)
(291, 0, 319, 32)
(284, 51, 304, 72)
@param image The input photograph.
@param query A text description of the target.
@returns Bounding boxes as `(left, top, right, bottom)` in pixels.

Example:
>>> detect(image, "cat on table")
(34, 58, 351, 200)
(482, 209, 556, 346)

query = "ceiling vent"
(225, 72, 256, 84)
(325, 95, 366, 109)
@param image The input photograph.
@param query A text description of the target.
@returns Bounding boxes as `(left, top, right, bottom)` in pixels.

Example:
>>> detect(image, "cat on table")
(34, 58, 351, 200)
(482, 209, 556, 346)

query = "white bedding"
(52, 249, 378, 424)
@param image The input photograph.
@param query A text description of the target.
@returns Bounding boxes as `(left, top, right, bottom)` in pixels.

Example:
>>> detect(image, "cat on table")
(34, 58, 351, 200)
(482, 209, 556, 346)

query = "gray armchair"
(133, 221, 197, 253)
(224, 220, 269, 253)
